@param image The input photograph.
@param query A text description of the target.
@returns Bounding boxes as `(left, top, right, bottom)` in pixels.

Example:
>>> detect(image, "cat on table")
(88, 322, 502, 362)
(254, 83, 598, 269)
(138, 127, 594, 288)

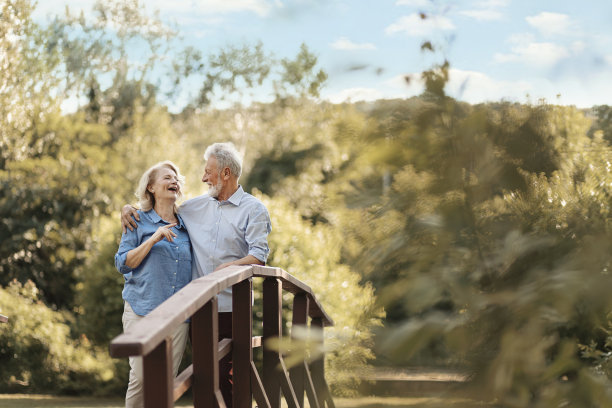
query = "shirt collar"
(208, 185, 245, 206)
(227, 185, 245, 206)
(145, 208, 186, 229)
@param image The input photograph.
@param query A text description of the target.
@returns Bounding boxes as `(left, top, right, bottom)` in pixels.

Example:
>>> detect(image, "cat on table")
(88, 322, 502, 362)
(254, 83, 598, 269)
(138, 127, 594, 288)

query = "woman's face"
(149, 167, 180, 201)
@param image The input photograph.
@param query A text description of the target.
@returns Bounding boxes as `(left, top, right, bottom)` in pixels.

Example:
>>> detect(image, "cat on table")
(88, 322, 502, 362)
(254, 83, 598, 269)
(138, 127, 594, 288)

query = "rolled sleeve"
(246, 206, 272, 263)
(115, 229, 138, 274)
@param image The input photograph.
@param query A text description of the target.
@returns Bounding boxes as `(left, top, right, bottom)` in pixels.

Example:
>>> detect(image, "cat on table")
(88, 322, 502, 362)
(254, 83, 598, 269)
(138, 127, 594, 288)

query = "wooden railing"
(110, 265, 335, 408)
(0, 314, 7, 324)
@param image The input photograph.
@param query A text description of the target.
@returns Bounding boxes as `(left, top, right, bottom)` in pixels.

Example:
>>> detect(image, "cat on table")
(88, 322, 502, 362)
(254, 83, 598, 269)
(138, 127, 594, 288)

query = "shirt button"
(176, 259, 178, 262)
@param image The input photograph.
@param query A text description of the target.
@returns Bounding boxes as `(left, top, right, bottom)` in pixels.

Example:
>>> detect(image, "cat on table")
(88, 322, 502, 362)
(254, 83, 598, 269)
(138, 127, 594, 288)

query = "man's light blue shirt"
(114, 210, 192, 316)
(179, 185, 271, 312)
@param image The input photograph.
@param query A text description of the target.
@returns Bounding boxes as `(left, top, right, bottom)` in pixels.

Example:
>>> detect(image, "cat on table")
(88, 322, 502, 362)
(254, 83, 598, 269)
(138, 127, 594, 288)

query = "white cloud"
(494, 42, 570, 68)
(325, 87, 385, 103)
(330, 37, 376, 51)
(381, 69, 533, 104)
(395, 0, 431, 7)
(386, 13, 455, 37)
(444, 69, 533, 103)
(460, 0, 509, 21)
(526, 12, 574, 37)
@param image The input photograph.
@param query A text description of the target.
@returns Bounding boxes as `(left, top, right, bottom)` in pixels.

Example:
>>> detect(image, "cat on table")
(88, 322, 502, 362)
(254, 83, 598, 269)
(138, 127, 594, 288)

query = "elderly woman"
(114, 161, 192, 408)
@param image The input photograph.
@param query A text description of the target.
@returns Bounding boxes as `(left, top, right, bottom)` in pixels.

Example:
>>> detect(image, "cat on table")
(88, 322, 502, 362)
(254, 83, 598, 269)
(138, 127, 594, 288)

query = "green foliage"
(339, 88, 612, 404)
(0, 112, 117, 307)
(0, 280, 125, 395)
(260, 193, 384, 395)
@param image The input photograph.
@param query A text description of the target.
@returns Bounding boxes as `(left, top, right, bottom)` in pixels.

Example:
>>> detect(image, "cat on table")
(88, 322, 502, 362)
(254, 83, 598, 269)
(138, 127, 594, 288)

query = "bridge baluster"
(143, 336, 173, 408)
(290, 293, 309, 408)
(192, 297, 221, 408)
(233, 278, 253, 408)
(263, 277, 282, 408)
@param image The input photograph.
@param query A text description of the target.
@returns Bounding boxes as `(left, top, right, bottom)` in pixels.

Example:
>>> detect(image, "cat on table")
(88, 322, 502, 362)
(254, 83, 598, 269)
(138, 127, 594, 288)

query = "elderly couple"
(114, 142, 271, 408)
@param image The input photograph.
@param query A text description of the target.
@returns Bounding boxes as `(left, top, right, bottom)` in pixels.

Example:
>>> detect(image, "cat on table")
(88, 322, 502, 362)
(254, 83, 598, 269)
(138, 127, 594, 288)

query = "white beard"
(207, 180, 223, 198)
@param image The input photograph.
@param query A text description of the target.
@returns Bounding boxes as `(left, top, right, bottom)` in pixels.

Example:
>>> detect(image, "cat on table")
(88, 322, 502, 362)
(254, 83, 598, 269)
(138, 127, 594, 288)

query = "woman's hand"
(151, 223, 177, 244)
(125, 223, 177, 268)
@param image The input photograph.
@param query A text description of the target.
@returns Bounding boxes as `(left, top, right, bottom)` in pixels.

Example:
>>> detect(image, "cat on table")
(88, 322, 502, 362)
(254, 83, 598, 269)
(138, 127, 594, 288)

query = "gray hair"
(135, 160, 185, 213)
(204, 142, 243, 179)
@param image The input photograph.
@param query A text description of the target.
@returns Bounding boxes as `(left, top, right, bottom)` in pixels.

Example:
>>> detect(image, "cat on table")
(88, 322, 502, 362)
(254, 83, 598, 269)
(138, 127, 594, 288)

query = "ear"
(222, 167, 231, 180)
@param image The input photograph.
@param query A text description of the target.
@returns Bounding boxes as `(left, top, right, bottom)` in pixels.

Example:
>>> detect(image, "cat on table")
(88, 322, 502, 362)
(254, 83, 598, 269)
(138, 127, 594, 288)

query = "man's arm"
(121, 205, 140, 234)
(214, 255, 264, 272)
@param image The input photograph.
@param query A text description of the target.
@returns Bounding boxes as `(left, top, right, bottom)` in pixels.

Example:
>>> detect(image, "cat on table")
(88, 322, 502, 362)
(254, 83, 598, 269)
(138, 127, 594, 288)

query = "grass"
(0, 395, 489, 408)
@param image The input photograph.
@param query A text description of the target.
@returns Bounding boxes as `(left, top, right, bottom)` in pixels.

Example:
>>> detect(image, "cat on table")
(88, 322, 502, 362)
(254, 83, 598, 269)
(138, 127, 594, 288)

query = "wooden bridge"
(110, 265, 335, 408)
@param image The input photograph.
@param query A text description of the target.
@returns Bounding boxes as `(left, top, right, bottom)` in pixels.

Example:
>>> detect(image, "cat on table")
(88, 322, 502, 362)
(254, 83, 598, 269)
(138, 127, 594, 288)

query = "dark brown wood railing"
(0, 314, 7, 324)
(110, 265, 335, 408)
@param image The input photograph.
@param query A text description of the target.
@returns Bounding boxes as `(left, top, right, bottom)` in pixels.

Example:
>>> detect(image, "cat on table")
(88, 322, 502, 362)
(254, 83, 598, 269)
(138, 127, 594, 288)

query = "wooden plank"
(303, 362, 321, 408)
(215, 390, 227, 408)
(290, 293, 309, 408)
(252, 336, 262, 348)
(252, 265, 334, 326)
(192, 298, 219, 408)
(278, 356, 300, 408)
(233, 279, 253, 408)
(218, 338, 232, 360)
(251, 361, 272, 408)
(263, 277, 282, 408)
(111, 265, 333, 360)
(173, 364, 193, 402)
(111, 265, 254, 358)
(143, 337, 173, 408)
(310, 318, 326, 408)
(0, 314, 8, 323)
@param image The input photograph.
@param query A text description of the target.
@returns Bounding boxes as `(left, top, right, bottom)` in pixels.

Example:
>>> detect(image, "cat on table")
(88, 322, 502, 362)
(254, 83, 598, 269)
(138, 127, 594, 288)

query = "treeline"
(3, 0, 612, 405)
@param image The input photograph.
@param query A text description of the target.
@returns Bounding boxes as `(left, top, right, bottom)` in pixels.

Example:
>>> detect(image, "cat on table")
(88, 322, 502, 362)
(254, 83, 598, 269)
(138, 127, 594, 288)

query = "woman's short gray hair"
(204, 142, 243, 179)
(135, 160, 185, 213)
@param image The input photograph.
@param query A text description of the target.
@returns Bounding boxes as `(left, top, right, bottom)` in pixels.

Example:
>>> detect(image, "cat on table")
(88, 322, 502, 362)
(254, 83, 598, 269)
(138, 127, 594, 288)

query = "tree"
(0, 280, 124, 394)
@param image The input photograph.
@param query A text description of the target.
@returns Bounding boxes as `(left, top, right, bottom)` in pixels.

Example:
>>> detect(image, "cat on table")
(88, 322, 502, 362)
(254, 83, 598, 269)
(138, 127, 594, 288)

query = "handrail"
(110, 264, 335, 408)
(0, 314, 7, 323)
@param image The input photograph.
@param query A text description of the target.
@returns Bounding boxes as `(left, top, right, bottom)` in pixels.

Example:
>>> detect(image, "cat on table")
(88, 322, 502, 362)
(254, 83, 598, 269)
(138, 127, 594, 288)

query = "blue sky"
(35, 0, 612, 109)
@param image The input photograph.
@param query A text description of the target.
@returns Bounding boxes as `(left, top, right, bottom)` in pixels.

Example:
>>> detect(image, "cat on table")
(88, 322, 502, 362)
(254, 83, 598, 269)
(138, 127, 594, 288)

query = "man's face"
(202, 155, 223, 197)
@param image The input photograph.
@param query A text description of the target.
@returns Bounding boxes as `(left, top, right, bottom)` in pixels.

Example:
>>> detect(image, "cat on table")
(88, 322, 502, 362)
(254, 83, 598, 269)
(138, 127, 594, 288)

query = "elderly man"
(121, 142, 272, 407)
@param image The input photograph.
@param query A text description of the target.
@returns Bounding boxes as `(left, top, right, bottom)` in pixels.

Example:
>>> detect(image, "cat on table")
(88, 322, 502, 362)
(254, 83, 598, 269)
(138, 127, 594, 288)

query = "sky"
(34, 0, 612, 110)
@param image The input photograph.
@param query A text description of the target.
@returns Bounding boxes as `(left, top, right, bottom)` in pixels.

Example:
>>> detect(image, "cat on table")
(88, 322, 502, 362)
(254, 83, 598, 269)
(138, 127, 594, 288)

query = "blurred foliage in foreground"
(3, 0, 612, 405)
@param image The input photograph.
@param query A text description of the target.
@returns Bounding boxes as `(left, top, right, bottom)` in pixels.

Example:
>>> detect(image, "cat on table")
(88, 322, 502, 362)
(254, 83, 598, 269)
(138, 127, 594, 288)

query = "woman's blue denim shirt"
(114, 209, 192, 316)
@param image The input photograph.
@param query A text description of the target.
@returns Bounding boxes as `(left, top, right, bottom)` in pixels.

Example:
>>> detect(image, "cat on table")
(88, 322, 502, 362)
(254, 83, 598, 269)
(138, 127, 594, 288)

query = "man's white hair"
(204, 142, 243, 179)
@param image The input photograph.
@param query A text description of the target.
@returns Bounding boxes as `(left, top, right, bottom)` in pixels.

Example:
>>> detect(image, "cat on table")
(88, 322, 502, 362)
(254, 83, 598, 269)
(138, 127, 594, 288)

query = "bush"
(259, 193, 384, 396)
(0, 280, 125, 395)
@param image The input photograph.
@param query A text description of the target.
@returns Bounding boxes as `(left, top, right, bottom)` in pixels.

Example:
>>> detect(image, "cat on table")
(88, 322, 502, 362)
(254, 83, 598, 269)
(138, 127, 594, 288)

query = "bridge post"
(310, 317, 329, 408)
(143, 337, 173, 408)
(263, 278, 282, 408)
(192, 297, 220, 408)
(290, 293, 309, 408)
(233, 278, 253, 408)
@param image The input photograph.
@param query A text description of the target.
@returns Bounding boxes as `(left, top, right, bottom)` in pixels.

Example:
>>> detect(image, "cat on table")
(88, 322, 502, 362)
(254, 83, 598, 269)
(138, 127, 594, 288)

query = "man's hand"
(214, 261, 234, 272)
(121, 205, 140, 234)
(214, 255, 263, 272)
